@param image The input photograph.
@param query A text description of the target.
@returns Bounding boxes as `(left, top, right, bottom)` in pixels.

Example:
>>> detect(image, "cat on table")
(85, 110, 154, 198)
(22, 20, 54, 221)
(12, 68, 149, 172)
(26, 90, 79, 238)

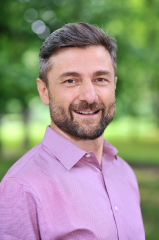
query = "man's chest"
(35, 167, 144, 240)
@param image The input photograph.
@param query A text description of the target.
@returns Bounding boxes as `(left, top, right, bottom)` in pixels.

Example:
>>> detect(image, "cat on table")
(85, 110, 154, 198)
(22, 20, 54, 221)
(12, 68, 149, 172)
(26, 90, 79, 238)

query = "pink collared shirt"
(0, 126, 145, 240)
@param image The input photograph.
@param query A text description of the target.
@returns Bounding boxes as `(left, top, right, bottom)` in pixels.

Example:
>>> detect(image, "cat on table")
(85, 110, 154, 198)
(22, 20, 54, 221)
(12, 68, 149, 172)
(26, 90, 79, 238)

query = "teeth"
(76, 111, 96, 114)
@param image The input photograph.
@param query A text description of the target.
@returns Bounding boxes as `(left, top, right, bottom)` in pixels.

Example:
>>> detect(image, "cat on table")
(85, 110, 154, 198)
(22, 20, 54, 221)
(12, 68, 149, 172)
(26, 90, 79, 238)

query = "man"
(0, 23, 145, 240)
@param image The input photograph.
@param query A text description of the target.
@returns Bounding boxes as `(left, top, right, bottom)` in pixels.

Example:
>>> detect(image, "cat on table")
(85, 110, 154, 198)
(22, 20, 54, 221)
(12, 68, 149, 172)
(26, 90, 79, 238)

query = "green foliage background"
(0, 0, 159, 121)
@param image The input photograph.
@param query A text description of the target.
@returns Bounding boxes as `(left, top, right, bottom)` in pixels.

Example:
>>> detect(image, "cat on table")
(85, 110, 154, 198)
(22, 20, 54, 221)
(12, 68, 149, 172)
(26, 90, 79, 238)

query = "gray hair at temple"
(39, 22, 117, 86)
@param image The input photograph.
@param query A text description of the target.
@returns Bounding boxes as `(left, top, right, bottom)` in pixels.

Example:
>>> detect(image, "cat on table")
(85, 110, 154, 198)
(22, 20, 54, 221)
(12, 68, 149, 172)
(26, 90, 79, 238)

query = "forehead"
(48, 45, 114, 76)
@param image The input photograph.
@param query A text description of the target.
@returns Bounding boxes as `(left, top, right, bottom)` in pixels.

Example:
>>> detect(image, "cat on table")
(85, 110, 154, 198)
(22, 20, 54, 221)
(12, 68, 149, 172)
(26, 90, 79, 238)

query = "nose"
(78, 80, 98, 104)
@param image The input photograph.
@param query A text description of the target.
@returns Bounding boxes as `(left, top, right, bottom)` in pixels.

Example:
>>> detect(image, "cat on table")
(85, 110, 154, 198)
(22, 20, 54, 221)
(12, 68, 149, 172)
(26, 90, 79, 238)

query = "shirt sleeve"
(0, 177, 40, 240)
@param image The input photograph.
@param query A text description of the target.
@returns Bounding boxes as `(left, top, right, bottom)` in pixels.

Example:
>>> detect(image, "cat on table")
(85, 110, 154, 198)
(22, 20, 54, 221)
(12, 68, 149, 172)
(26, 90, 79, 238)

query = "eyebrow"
(58, 70, 112, 79)
(58, 72, 81, 79)
(92, 70, 111, 77)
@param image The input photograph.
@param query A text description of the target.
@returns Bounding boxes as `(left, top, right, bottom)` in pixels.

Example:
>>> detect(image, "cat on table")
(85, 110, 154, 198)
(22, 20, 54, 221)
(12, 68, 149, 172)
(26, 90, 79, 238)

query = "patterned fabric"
(0, 126, 145, 240)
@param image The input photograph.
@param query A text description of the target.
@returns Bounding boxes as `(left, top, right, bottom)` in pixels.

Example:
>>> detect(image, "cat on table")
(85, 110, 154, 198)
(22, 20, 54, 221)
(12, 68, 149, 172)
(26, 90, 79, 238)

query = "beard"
(49, 96, 116, 140)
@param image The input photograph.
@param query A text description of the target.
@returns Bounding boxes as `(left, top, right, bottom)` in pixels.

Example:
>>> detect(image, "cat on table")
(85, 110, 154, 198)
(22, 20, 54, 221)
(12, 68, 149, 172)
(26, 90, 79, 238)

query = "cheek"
(99, 90, 115, 103)
(64, 90, 80, 105)
(51, 95, 73, 113)
(55, 86, 78, 102)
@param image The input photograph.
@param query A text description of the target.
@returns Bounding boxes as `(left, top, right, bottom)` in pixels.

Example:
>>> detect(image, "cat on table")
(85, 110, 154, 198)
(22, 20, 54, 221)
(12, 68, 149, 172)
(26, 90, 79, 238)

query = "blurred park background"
(0, 0, 159, 238)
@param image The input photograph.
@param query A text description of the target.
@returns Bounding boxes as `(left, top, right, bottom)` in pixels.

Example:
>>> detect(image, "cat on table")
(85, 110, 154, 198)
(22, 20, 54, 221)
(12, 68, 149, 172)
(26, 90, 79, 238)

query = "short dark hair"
(39, 22, 117, 85)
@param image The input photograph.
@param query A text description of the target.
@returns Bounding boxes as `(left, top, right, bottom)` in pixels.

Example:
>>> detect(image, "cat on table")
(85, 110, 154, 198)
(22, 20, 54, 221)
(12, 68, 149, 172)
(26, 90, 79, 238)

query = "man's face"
(47, 46, 117, 140)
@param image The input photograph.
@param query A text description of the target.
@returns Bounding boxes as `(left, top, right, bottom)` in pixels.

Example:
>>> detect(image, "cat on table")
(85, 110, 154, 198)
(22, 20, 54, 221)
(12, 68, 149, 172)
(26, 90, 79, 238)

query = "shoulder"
(0, 144, 41, 200)
(1, 143, 42, 180)
(0, 141, 57, 189)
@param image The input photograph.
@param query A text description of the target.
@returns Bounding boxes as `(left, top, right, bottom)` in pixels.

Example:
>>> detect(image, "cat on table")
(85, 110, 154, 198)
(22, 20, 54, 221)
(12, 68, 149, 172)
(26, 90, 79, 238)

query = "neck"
(50, 122, 104, 165)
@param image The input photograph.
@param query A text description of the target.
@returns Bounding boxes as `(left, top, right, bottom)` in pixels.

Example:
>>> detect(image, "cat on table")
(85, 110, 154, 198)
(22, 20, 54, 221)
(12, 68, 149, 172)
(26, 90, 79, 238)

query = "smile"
(74, 110, 100, 115)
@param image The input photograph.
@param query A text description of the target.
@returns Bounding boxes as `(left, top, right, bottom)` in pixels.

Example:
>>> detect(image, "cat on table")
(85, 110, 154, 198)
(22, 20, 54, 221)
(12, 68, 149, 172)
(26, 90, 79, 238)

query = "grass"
(107, 138, 159, 165)
(1, 116, 159, 164)
(104, 116, 159, 165)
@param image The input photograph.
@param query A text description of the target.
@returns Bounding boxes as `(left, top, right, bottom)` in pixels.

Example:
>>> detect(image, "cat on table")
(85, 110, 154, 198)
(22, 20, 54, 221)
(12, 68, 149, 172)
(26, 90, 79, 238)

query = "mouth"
(73, 110, 100, 115)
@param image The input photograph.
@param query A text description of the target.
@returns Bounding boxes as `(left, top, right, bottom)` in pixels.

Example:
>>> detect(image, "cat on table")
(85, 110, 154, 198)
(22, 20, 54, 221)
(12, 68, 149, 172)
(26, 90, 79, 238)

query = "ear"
(36, 78, 49, 105)
(114, 77, 117, 90)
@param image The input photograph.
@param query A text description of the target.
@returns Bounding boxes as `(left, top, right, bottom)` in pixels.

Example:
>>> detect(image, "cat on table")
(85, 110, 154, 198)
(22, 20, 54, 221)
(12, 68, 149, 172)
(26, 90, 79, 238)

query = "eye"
(63, 79, 79, 87)
(95, 78, 108, 83)
(97, 78, 105, 82)
(64, 79, 76, 84)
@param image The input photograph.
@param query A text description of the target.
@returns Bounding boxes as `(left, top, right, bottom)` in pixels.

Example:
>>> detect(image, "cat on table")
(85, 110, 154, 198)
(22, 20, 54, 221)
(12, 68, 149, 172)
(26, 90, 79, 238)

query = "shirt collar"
(42, 126, 118, 171)
(42, 126, 86, 170)
(103, 139, 118, 159)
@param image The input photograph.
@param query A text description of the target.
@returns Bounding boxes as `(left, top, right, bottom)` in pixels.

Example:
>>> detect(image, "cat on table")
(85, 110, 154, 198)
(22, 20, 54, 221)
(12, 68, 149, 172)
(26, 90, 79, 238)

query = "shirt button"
(86, 154, 91, 158)
(115, 206, 118, 211)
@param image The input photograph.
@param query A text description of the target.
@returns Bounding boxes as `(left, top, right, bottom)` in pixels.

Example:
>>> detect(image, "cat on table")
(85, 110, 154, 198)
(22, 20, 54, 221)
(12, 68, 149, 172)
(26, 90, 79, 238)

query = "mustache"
(69, 101, 105, 111)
